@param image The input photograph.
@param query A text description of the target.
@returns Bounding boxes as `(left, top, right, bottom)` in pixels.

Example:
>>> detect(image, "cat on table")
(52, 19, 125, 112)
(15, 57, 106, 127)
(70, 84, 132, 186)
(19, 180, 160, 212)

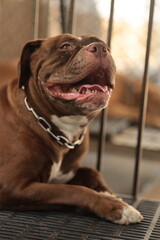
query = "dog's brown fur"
(0, 34, 143, 224)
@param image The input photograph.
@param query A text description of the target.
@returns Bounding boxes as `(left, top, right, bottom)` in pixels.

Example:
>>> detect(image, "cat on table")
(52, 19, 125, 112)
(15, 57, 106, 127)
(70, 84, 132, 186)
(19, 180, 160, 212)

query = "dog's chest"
(48, 158, 74, 184)
(48, 115, 87, 183)
(50, 115, 88, 141)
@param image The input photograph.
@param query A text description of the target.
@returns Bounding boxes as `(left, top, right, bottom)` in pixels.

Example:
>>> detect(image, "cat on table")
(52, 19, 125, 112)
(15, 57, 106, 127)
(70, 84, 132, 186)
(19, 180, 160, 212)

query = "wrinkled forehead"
(42, 34, 105, 49)
(80, 35, 105, 45)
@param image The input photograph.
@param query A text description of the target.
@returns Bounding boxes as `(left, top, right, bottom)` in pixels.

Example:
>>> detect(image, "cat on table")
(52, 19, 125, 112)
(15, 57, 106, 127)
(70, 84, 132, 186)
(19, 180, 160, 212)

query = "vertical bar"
(60, 0, 67, 33)
(38, 0, 49, 38)
(0, 0, 2, 39)
(67, 0, 75, 34)
(33, 0, 40, 39)
(132, 0, 155, 198)
(107, 0, 115, 48)
(96, 0, 115, 171)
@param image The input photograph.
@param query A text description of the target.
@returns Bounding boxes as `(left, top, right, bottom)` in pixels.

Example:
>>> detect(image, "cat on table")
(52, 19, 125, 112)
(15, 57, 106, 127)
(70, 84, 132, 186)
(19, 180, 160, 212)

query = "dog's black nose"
(86, 43, 107, 57)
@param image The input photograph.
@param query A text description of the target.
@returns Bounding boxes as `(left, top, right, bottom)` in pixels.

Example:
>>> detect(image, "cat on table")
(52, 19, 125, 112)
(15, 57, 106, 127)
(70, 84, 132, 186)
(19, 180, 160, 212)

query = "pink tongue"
(79, 84, 108, 93)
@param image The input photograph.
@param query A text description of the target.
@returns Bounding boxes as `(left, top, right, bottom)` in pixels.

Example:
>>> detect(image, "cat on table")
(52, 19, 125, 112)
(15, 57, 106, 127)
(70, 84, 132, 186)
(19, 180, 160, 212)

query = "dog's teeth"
(79, 87, 101, 94)
(85, 89, 99, 93)
(70, 88, 78, 93)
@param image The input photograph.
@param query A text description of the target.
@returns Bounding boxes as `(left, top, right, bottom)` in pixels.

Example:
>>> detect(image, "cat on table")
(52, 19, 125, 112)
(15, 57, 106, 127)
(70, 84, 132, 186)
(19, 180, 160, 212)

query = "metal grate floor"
(0, 196, 160, 240)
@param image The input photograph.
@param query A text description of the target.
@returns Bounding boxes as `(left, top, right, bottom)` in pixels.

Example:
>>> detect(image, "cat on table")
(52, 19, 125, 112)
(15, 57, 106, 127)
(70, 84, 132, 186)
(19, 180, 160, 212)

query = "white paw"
(114, 204, 143, 225)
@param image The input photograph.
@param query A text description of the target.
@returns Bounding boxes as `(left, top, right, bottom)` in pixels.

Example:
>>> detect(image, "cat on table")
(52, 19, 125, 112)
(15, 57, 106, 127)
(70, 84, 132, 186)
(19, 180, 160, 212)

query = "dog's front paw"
(93, 193, 143, 225)
(114, 204, 143, 225)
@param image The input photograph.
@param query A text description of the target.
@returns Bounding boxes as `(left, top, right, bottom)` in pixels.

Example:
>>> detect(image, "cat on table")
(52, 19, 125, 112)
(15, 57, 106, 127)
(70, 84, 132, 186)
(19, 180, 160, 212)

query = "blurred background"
(0, 0, 159, 200)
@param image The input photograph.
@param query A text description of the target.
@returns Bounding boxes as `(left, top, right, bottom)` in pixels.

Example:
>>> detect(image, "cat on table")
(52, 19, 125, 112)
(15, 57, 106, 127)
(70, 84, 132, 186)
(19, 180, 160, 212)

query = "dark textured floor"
(0, 197, 160, 240)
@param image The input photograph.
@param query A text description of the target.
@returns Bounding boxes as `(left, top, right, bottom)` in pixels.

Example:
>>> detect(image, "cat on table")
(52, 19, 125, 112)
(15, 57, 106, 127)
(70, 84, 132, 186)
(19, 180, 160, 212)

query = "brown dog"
(0, 34, 143, 224)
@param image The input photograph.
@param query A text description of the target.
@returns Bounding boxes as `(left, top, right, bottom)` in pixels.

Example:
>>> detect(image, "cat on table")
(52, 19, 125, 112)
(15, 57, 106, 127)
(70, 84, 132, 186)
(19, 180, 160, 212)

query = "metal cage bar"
(67, 0, 75, 34)
(96, 0, 115, 171)
(132, 0, 155, 198)
(60, 0, 67, 33)
(33, 0, 40, 39)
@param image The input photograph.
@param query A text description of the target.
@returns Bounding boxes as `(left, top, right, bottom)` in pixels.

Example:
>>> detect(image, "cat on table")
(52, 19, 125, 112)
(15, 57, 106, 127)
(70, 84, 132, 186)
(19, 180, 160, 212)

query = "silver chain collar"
(23, 95, 86, 149)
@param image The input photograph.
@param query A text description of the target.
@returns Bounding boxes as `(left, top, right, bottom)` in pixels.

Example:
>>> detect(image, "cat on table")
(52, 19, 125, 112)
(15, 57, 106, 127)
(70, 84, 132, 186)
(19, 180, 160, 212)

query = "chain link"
(24, 97, 85, 149)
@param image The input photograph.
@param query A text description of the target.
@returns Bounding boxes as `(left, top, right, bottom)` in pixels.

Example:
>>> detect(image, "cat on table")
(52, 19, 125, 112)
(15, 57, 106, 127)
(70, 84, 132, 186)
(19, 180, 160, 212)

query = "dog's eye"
(60, 43, 72, 50)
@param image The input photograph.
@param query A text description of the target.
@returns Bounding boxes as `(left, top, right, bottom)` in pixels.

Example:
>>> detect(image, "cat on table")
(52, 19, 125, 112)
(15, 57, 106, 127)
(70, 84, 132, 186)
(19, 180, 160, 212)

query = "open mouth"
(44, 69, 113, 102)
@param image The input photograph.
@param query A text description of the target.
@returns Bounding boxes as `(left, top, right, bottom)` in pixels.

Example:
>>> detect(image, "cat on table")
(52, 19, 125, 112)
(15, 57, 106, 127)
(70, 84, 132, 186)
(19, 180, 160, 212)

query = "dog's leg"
(68, 167, 113, 193)
(1, 182, 143, 224)
(68, 167, 123, 200)
(67, 167, 143, 224)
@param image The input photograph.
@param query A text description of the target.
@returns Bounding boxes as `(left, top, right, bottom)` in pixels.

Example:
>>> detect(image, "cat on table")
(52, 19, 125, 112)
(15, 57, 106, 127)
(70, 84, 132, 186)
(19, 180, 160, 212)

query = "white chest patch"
(48, 158, 75, 184)
(50, 115, 88, 141)
(48, 159, 62, 183)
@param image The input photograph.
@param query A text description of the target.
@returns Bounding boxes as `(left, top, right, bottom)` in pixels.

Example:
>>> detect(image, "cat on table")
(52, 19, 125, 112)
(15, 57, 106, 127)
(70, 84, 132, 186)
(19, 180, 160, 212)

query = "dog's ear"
(19, 39, 43, 88)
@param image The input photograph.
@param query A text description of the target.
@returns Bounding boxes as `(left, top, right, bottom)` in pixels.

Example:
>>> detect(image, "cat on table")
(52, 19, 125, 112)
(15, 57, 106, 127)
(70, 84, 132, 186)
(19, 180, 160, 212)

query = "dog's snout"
(86, 43, 107, 57)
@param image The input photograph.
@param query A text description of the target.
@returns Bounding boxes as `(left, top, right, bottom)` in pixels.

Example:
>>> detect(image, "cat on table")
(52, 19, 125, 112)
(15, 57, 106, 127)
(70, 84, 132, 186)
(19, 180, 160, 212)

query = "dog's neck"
(50, 114, 88, 142)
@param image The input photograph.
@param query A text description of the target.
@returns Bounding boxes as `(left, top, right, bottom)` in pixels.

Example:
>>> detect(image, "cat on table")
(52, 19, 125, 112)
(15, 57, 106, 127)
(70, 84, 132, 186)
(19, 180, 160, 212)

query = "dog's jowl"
(0, 34, 143, 224)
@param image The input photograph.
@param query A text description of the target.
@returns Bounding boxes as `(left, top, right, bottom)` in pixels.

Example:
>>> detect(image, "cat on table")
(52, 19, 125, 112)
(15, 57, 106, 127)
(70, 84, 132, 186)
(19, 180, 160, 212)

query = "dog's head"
(19, 34, 116, 115)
